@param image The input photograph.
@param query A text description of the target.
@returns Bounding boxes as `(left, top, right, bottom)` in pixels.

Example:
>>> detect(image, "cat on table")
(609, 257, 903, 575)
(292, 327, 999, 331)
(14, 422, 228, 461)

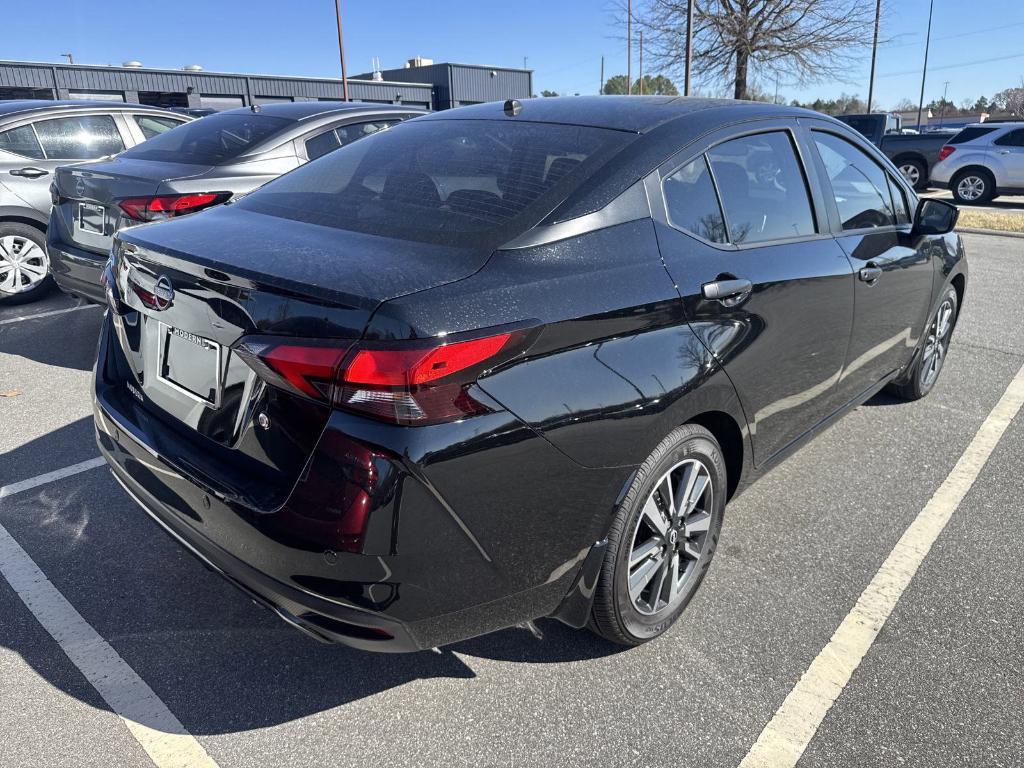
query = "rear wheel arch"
(0, 214, 47, 234)
(685, 410, 744, 501)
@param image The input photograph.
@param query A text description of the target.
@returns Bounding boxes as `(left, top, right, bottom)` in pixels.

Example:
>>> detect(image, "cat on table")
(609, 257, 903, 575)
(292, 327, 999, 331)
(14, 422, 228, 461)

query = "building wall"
(358, 63, 532, 109)
(0, 61, 433, 110)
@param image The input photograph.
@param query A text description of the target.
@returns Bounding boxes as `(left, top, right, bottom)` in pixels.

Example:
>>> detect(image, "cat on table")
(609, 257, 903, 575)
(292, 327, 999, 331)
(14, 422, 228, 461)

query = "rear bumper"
(47, 229, 107, 304)
(94, 396, 423, 652)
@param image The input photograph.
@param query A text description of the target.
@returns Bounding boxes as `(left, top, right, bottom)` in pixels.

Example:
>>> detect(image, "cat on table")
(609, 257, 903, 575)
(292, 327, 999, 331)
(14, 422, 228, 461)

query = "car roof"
(416, 95, 817, 134)
(0, 99, 178, 119)
(217, 101, 426, 122)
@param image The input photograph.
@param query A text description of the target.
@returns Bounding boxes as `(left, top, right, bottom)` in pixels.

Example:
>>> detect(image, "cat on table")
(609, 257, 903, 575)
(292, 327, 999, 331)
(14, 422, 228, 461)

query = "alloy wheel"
(899, 163, 921, 187)
(627, 458, 713, 616)
(919, 296, 955, 391)
(0, 235, 49, 295)
(956, 175, 986, 202)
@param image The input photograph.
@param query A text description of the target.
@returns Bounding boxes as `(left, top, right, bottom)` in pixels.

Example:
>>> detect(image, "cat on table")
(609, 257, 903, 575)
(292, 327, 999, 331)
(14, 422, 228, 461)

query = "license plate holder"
(77, 202, 105, 234)
(157, 323, 222, 406)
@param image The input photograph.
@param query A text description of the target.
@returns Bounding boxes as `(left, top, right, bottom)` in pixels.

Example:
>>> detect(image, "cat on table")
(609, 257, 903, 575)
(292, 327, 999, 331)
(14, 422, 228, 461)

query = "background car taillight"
(235, 329, 529, 425)
(118, 192, 231, 222)
(937, 145, 956, 162)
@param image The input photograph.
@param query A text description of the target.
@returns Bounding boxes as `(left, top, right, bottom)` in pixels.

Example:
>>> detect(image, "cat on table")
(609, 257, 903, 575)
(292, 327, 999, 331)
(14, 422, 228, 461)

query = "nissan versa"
(94, 97, 966, 652)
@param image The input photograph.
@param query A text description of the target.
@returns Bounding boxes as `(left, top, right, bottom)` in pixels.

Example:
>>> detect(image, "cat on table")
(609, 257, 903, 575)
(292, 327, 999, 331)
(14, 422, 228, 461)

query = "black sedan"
(93, 97, 966, 652)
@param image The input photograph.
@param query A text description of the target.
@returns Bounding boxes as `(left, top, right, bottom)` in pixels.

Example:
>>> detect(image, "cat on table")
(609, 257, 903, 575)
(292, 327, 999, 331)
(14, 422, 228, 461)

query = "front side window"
(0, 125, 44, 159)
(994, 129, 1024, 148)
(707, 131, 816, 244)
(133, 115, 185, 140)
(813, 132, 895, 231)
(33, 115, 125, 159)
(663, 156, 727, 243)
(120, 112, 292, 165)
(238, 119, 632, 247)
(888, 174, 911, 225)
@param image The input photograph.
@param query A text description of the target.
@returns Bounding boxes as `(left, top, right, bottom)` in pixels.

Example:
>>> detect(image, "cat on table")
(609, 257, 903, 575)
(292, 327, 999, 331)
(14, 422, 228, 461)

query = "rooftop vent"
(122, 60, 143, 68)
(182, 64, 203, 71)
(405, 57, 433, 69)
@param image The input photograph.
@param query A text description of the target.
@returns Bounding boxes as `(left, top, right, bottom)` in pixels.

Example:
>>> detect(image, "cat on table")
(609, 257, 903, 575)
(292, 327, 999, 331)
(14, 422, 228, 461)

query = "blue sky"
(6, 0, 1023, 109)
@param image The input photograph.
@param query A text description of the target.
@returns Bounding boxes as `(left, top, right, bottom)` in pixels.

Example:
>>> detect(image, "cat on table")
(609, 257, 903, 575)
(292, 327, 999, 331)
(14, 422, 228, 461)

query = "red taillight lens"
(236, 330, 525, 425)
(118, 192, 230, 221)
(938, 145, 955, 162)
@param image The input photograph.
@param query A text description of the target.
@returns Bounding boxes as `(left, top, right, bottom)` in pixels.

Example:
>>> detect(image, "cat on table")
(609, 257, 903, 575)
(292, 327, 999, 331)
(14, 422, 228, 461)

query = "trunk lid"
(52, 157, 214, 255)
(105, 204, 492, 505)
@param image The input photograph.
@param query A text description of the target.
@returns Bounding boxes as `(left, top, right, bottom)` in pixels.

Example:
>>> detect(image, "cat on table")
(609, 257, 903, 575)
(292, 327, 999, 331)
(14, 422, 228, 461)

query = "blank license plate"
(77, 202, 105, 234)
(159, 324, 221, 404)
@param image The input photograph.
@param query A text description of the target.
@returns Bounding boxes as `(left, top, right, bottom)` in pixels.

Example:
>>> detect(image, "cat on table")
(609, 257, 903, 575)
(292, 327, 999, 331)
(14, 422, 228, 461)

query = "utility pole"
(639, 31, 644, 95)
(938, 80, 950, 128)
(684, 0, 694, 96)
(523, 56, 528, 71)
(916, 0, 934, 131)
(867, 0, 881, 112)
(334, 0, 349, 101)
(600, 55, 605, 95)
(627, 0, 632, 95)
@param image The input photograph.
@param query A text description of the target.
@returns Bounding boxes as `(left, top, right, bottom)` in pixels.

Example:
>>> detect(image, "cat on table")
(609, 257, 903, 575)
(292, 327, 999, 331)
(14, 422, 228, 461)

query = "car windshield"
(236, 118, 633, 247)
(120, 112, 292, 165)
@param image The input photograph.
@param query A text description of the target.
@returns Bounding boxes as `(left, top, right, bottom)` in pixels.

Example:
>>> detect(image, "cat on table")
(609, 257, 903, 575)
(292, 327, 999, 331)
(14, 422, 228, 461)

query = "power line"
(882, 19, 1024, 49)
(878, 50, 1024, 79)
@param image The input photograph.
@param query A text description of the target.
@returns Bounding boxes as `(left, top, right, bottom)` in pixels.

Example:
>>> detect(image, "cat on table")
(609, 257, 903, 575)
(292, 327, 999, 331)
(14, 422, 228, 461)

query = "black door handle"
(702, 278, 753, 303)
(9, 167, 49, 178)
(859, 265, 882, 283)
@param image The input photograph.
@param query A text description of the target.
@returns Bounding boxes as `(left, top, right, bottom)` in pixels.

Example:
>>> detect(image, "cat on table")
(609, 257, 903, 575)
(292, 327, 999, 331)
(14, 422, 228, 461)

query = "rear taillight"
(235, 329, 527, 425)
(118, 192, 230, 222)
(938, 145, 955, 162)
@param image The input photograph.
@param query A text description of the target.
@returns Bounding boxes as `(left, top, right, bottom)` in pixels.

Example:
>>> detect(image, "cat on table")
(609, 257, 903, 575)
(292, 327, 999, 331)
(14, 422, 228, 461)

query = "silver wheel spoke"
(683, 540, 702, 561)
(647, 556, 670, 610)
(685, 510, 712, 534)
(630, 537, 661, 567)
(641, 496, 669, 536)
(667, 553, 681, 603)
(629, 554, 663, 602)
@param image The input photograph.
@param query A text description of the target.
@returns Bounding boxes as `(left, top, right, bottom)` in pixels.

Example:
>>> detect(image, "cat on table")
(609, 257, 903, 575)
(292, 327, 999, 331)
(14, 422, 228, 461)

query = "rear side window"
(305, 129, 340, 161)
(305, 120, 398, 161)
(813, 132, 895, 230)
(239, 119, 632, 247)
(133, 115, 185, 140)
(33, 115, 125, 159)
(950, 126, 997, 144)
(707, 131, 816, 244)
(0, 125, 44, 159)
(121, 112, 292, 165)
(663, 156, 727, 243)
(994, 129, 1024, 147)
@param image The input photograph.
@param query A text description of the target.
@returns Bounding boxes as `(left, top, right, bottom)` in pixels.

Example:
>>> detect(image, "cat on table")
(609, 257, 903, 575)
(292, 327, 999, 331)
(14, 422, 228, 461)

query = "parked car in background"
(94, 97, 966, 652)
(836, 113, 954, 189)
(48, 101, 425, 305)
(930, 122, 1024, 204)
(0, 100, 189, 303)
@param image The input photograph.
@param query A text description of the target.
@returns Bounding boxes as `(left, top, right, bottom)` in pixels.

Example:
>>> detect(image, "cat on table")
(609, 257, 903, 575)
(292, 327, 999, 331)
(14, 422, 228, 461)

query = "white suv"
(930, 122, 1024, 204)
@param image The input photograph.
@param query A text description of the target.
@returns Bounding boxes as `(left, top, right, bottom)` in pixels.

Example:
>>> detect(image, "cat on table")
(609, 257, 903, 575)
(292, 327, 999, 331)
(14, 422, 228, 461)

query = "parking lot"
(0, 231, 1021, 767)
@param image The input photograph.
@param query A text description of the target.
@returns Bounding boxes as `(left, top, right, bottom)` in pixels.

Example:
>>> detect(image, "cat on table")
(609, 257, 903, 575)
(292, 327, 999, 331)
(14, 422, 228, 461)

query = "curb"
(957, 227, 1024, 240)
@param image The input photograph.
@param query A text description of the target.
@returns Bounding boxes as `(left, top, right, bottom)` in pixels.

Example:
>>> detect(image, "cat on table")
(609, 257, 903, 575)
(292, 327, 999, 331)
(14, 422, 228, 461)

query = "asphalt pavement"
(0, 232, 1021, 768)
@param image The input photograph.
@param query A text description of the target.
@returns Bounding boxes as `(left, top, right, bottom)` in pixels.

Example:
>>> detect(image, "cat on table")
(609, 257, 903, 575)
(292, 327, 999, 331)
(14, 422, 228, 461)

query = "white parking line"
(738, 360, 1024, 768)
(0, 303, 100, 326)
(0, 457, 107, 499)
(0, 481, 220, 767)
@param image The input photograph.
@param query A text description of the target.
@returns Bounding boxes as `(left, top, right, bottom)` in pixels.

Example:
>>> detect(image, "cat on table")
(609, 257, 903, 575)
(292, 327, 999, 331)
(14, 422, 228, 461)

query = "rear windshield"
(236, 119, 633, 247)
(121, 112, 292, 165)
(949, 126, 998, 144)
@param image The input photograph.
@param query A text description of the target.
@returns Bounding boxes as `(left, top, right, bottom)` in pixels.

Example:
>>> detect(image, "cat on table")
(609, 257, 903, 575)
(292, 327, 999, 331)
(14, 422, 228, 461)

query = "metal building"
(0, 58, 532, 112)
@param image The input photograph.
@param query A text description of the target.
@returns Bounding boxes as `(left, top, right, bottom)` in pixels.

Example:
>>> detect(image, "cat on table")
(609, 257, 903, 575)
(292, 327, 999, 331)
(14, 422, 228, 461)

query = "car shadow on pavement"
(0, 418, 625, 736)
(0, 304, 103, 372)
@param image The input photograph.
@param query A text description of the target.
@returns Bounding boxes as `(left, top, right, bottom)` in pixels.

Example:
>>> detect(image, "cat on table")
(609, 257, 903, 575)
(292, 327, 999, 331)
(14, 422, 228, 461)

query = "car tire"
(950, 169, 995, 205)
(0, 222, 54, 305)
(888, 285, 958, 401)
(589, 424, 726, 646)
(897, 158, 928, 190)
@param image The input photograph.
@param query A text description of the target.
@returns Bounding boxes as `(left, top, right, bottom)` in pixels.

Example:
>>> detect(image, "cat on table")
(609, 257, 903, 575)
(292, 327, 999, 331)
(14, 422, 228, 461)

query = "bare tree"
(621, 0, 879, 100)
(993, 82, 1024, 116)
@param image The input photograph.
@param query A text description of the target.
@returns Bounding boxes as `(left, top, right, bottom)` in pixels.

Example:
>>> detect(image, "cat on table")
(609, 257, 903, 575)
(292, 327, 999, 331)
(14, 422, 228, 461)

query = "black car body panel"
(93, 97, 967, 650)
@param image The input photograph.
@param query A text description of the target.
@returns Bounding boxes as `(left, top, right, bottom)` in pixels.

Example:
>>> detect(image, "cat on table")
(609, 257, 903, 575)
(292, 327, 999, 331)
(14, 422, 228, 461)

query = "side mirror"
(913, 198, 959, 236)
